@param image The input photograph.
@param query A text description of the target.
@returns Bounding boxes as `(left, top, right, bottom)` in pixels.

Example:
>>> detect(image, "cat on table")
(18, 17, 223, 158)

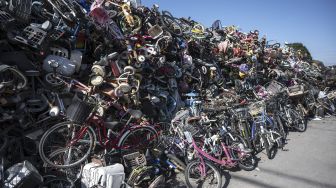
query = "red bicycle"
(39, 63, 159, 169)
(38, 107, 159, 168)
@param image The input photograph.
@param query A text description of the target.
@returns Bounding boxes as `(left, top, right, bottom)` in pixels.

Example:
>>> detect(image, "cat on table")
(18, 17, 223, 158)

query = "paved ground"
(227, 117, 336, 188)
(174, 117, 336, 188)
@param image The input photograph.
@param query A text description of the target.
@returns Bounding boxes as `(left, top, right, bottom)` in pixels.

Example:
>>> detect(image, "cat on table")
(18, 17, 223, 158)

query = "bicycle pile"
(1, 0, 336, 187)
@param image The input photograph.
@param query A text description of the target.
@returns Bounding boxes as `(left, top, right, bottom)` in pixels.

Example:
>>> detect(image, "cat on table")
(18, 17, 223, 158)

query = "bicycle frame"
(67, 114, 147, 151)
(190, 138, 244, 170)
(67, 110, 161, 156)
(251, 109, 282, 147)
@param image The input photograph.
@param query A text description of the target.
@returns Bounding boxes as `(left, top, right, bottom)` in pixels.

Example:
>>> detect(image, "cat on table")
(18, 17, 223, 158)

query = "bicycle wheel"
(261, 134, 274, 159)
(39, 122, 94, 169)
(160, 15, 183, 37)
(275, 115, 286, 139)
(252, 131, 263, 153)
(289, 109, 307, 132)
(185, 160, 222, 188)
(227, 134, 256, 171)
(118, 126, 159, 154)
(39, 176, 75, 188)
(319, 99, 336, 115)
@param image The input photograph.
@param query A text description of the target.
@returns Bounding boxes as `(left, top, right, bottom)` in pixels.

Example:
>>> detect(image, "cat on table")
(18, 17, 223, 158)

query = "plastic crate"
(14, 26, 47, 48)
(81, 163, 125, 188)
(3, 160, 43, 188)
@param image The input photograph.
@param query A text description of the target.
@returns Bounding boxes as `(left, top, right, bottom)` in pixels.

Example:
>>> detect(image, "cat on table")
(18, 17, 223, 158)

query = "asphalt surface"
(174, 117, 336, 188)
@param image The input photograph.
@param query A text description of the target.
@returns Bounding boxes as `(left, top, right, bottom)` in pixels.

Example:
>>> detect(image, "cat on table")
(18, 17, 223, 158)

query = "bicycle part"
(185, 160, 222, 188)
(118, 126, 159, 155)
(39, 122, 94, 168)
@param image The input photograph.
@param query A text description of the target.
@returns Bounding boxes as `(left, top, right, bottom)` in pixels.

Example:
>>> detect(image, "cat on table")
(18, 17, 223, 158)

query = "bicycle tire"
(320, 100, 336, 115)
(160, 15, 183, 37)
(39, 121, 94, 169)
(118, 126, 159, 154)
(39, 177, 75, 188)
(148, 175, 165, 188)
(185, 160, 222, 188)
(261, 134, 272, 159)
(289, 109, 307, 132)
(275, 115, 286, 139)
(227, 134, 256, 171)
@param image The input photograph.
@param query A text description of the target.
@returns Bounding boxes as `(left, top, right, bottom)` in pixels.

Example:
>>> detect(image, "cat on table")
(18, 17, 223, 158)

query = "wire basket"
(123, 152, 147, 170)
(203, 99, 228, 112)
(234, 108, 249, 119)
(266, 81, 284, 96)
(66, 100, 95, 124)
(327, 91, 336, 99)
(180, 124, 199, 137)
(248, 101, 265, 116)
(287, 85, 305, 97)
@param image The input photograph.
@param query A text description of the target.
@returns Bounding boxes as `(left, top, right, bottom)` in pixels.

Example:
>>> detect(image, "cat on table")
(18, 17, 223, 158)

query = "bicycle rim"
(185, 160, 222, 188)
(39, 122, 94, 168)
(118, 126, 159, 154)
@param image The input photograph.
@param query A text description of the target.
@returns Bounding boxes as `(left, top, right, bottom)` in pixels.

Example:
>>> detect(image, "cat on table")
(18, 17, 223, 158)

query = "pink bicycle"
(172, 112, 256, 188)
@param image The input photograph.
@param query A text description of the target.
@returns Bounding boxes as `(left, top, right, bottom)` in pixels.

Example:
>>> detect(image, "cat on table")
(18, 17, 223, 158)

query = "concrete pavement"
(227, 117, 336, 188)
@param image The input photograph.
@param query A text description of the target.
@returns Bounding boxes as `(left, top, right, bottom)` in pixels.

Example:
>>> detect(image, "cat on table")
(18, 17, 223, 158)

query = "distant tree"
(286, 43, 313, 61)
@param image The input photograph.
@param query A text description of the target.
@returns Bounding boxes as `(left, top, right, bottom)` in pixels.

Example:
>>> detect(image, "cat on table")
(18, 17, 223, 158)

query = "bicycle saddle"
(129, 109, 142, 119)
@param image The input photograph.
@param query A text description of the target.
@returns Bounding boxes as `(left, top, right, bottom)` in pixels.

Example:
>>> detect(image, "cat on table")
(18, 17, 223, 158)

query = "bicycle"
(249, 101, 284, 159)
(39, 63, 159, 169)
(276, 93, 307, 132)
(171, 110, 255, 188)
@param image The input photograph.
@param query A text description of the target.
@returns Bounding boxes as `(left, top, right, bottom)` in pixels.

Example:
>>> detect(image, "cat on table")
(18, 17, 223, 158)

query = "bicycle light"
(49, 106, 60, 117)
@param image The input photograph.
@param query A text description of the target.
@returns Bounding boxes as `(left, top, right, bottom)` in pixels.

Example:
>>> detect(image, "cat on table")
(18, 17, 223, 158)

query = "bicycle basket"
(327, 91, 336, 99)
(203, 99, 227, 112)
(66, 100, 95, 124)
(180, 124, 199, 137)
(234, 108, 249, 119)
(248, 101, 265, 116)
(287, 85, 304, 97)
(266, 81, 284, 96)
(122, 152, 147, 170)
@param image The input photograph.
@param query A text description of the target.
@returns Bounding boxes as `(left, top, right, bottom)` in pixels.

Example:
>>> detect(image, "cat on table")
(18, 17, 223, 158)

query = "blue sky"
(142, 0, 336, 65)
